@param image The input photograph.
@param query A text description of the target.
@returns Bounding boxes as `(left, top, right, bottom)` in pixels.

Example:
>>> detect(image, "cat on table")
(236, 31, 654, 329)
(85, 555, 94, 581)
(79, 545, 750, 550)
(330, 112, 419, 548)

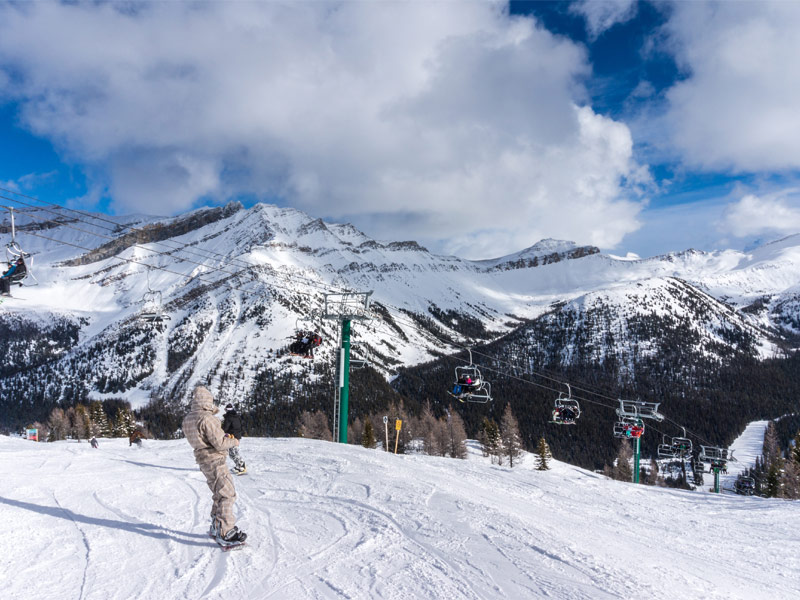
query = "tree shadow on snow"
(0, 496, 215, 548)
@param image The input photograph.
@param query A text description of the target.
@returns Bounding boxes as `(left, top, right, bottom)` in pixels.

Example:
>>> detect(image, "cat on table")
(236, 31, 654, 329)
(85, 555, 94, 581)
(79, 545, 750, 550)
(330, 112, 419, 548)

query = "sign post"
(383, 416, 389, 452)
(394, 419, 402, 454)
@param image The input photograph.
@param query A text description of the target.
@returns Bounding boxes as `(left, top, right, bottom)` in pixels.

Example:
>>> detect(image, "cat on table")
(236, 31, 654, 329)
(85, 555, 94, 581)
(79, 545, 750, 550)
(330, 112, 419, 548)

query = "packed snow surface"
(718, 420, 768, 492)
(1, 434, 798, 600)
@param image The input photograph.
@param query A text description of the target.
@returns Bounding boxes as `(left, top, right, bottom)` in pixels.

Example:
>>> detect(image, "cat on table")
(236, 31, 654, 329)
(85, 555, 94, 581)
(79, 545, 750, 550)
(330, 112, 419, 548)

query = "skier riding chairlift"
(289, 330, 322, 358)
(551, 386, 580, 425)
(0, 257, 26, 297)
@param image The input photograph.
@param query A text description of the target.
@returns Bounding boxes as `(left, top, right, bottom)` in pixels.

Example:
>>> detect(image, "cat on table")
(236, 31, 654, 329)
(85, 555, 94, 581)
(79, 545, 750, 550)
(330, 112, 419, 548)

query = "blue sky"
(2, 0, 800, 259)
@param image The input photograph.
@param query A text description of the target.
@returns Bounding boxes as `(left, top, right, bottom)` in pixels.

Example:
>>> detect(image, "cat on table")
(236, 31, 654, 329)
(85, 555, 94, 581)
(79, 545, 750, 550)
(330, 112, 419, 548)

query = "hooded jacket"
(182, 386, 237, 465)
(222, 408, 244, 440)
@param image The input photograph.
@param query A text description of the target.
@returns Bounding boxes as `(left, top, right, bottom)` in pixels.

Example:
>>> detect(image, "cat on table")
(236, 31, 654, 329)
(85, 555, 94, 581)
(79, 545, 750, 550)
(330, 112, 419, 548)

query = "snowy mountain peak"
(475, 238, 599, 271)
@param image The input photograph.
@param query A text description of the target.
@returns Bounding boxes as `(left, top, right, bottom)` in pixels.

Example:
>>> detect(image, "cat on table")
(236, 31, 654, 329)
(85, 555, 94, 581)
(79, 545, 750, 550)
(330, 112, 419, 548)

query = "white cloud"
(571, 0, 637, 40)
(0, 1, 647, 257)
(659, 1, 800, 172)
(722, 190, 800, 238)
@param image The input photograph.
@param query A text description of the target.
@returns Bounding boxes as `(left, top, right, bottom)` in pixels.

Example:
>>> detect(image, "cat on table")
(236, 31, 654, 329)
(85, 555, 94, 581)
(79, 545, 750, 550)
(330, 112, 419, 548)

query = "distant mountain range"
(1, 201, 799, 427)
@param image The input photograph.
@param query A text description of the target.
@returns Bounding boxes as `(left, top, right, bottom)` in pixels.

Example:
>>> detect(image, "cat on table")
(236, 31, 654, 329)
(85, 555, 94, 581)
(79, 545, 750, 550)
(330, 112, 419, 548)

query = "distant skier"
(90, 436, 99, 449)
(222, 403, 247, 475)
(129, 430, 145, 447)
(183, 386, 247, 549)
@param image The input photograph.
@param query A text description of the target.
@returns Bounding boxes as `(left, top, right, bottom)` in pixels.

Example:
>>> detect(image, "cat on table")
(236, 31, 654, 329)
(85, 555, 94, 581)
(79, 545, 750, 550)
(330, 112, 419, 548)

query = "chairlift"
(734, 476, 755, 496)
(447, 349, 492, 403)
(616, 399, 664, 422)
(551, 384, 580, 425)
(2, 206, 38, 289)
(657, 435, 677, 459)
(670, 428, 693, 456)
(139, 268, 168, 323)
(699, 445, 733, 470)
(289, 313, 323, 358)
(349, 342, 369, 370)
(613, 418, 644, 439)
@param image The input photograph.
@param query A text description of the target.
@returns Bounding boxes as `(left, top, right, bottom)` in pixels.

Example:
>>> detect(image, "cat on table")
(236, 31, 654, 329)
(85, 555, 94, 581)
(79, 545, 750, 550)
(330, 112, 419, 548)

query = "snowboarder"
(222, 403, 247, 475)
(182, 385, 247, 549)
(90, 436, 99, 449)
(129, 430, 145, 447)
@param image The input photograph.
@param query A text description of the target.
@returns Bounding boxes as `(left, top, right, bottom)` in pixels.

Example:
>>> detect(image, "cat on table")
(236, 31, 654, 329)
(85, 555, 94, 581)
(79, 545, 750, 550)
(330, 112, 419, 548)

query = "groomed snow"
(1, 434, 798, 599)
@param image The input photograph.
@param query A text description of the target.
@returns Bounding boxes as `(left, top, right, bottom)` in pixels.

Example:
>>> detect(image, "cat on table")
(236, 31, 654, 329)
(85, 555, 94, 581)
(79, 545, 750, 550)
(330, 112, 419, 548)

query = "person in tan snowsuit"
(182, 386, 246, 545)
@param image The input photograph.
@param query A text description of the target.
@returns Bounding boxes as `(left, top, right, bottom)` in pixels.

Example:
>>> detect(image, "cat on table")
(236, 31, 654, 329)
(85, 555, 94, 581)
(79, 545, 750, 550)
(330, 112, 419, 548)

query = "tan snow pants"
(199, 459, 237, 535)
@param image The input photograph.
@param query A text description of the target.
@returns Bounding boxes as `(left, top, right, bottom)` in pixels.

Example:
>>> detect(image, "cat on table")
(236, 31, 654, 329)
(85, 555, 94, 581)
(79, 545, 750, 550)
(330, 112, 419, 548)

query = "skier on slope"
(182, 386, 247, 548)
(222, 403, 247, 475)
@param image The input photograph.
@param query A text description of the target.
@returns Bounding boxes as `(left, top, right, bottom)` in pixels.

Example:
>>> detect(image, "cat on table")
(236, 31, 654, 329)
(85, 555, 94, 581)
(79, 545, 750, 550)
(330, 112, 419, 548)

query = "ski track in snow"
(1, 430, 799, 600)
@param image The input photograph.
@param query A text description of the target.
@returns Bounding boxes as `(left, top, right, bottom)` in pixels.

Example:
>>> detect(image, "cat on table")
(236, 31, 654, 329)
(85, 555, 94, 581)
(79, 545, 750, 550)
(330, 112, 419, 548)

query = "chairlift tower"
(699, 446, 735, 493)
(322, 291, 373, 443)
(616, 400, 664, 484)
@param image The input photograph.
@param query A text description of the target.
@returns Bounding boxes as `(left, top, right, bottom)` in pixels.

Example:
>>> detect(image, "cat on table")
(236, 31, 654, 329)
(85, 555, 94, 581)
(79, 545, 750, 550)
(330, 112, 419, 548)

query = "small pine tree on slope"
(536, 437, 552, 471)
(480, 418, 502, 465)
(362, 419, 376, 449)
(500, 404, 523, 468)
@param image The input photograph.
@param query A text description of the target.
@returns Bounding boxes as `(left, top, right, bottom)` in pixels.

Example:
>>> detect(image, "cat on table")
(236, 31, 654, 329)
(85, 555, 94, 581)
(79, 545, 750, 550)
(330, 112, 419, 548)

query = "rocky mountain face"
(1, 202, 799, 435)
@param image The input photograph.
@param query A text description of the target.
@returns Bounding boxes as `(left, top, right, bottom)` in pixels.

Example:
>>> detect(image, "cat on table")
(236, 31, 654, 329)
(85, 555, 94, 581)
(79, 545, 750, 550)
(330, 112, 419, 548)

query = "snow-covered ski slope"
(2, 435, 797, 600)
(717, 420, 768, 493)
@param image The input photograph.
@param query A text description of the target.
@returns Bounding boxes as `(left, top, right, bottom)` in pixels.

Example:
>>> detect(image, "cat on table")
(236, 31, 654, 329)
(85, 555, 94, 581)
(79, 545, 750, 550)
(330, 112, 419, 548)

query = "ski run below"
(1, 430, 798, 600)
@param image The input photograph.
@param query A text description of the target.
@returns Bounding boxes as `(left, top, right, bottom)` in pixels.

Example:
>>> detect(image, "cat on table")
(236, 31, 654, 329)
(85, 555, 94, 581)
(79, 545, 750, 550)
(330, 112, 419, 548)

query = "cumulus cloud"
(722, 190, 800, 238)
(658, 1, 800, 173)
(570, 0, 637, 40)
(0, 1, 647, 258)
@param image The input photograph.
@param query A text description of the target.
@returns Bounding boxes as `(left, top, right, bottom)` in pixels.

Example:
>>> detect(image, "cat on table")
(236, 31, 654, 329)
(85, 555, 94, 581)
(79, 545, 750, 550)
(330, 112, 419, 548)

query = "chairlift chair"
(613, 418, 644, 439)
(658, 435, 678, 459)
(140, 289, 165, 322)
(3, 207, 38, 287)
(670, 431, 693, 456)
(616, 399, 664, 422)
(289, 312, 323, 358)
(699, 445, 733, 470)
(349, 342, 369, 369)
(447, 349, 493, 403)
(551, 384, 580, 425)
(734, 476, 755, 496)
(139, 269, 168, 323)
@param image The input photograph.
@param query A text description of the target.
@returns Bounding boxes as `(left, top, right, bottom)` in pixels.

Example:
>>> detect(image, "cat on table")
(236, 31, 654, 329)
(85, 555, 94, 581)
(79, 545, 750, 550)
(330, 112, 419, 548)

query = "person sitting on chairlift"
(290, 331, 322, 358)
(1, 257, 25, 296)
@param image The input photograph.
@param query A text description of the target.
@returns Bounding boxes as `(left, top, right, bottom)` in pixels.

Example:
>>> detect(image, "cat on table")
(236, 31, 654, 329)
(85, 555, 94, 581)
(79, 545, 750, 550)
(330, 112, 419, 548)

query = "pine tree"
(89, 401, 111, 437)
(114, 408, 136, 438)
(480, 417, 502, 465)
(792, 431, 800, 465)
(500, 404, 523, 468)
(362, 419, 376, 449)
(535, 437, 551, 471)
(766, 459, 784, 498)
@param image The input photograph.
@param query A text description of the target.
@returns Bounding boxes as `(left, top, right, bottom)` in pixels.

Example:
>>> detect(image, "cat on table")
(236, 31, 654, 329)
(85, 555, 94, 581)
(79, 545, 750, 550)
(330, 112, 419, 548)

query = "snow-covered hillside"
(1, 202, 799, 410)
(1, 432, 797, 600)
